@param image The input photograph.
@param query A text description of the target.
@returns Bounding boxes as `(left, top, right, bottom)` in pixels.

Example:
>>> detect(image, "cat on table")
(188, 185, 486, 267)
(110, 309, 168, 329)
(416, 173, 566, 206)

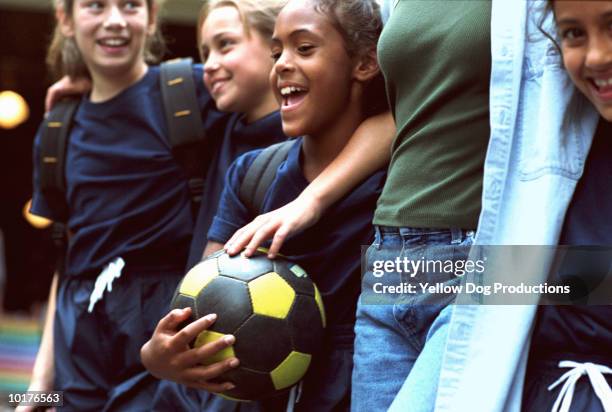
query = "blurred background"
(0, 0, 203, 401)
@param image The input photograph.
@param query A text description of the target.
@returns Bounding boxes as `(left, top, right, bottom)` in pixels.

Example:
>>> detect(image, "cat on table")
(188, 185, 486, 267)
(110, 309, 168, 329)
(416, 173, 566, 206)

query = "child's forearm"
(301, 111, 394, 211)
(225, 111, 395, 258)
(30, 273, 58, 389)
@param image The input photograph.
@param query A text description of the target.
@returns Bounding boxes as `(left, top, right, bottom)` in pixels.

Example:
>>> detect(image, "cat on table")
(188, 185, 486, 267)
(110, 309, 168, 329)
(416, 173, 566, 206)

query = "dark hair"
(536, 0, 561, 54)
(47, 0, 166, 79)
(311, 0, 387, 116)
(312, 0, 381, 57)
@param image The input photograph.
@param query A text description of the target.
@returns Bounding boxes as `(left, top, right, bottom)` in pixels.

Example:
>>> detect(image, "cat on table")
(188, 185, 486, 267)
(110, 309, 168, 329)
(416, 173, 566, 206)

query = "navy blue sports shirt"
(186, 111, 286, 271)
(208, 138, 385, 326)
(31, 65, 228, 276)
(531, 119, 612, 361)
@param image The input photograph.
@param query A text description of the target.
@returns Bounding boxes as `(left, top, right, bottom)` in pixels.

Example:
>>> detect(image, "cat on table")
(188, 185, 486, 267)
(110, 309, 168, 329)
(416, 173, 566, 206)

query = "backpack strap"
(39, 97, 79, 275)
(39, 98, 79, 222)
(39, 60, 207, 274)
(40, 61, 205, 218)
(160, 58, 209, 215)
(239, 141, 294, 215)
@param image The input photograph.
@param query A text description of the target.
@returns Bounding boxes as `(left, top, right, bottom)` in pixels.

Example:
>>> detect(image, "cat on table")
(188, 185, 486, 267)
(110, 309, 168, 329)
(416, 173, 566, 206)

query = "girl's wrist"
(30, 355, 54, 389)
(28, 373, 53, 391)
(299, 187, 326, 216)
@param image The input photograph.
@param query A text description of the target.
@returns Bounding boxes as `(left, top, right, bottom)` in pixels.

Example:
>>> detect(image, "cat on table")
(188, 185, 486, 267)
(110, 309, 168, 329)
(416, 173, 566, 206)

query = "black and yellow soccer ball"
(171, 249, 326, 401)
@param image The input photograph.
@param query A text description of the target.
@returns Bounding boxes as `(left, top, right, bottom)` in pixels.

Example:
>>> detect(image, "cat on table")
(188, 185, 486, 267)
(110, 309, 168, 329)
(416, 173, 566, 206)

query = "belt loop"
(398, 227, 410, 238)
(373, 226, 382, 250)
(450, 228, 463, 245)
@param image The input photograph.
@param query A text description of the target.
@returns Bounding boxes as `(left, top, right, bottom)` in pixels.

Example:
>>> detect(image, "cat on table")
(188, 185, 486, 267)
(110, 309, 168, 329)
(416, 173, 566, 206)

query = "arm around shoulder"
(226, 111, 395, 258)
(302, 110, 394, 209)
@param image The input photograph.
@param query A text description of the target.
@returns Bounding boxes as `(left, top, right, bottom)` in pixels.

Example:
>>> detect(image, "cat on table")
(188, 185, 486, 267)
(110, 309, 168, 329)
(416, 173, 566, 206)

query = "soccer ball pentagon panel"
(171, 249, 326, 401)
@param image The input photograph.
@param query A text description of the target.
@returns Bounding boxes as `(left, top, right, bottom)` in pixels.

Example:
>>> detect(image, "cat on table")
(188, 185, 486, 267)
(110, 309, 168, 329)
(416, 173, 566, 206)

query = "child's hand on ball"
(224, 193, 322, 259)
(140, 307, 239, 392)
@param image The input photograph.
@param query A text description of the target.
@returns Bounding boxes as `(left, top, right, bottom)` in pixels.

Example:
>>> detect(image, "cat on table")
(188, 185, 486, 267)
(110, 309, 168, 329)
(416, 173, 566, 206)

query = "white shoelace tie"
(548, 360, 612, 412)
(88, 257, 125, 313)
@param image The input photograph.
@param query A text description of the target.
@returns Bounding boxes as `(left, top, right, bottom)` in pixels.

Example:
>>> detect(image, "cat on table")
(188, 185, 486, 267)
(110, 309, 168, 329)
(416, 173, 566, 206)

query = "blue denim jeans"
(351, 226, 474, 412)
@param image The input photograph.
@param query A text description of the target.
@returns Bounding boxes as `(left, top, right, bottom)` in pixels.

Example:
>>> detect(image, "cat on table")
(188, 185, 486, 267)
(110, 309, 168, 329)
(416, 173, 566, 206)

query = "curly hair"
(535, 0, 561, 54)
(311, 0, 386, 117)
(312, 0, 382, 58)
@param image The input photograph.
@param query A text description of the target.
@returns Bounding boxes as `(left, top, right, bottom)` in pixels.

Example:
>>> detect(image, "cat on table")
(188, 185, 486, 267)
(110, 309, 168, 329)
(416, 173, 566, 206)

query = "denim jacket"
(434, 1, 599, 411)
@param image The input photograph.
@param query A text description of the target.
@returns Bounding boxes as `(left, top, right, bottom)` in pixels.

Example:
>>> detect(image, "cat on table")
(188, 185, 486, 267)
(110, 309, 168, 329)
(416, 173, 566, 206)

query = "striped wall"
(0, 316, 41, 393)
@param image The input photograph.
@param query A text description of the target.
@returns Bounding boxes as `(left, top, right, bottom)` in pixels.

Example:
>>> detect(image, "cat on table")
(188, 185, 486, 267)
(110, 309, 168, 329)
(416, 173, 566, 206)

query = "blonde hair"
(46, 0, 166, 79)
(197, 0, 286, 61)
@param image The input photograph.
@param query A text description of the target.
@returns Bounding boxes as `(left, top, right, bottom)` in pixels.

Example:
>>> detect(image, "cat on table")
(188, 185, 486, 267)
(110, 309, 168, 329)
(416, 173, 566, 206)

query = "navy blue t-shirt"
(208, 139, 385, 327)
(31, 65, 228, 276)
(187, 112, 286, 270)
(530, 119, 612, 360)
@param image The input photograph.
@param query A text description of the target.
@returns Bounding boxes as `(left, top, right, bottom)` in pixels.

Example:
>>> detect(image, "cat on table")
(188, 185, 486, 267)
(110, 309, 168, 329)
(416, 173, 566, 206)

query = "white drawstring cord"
(548, 360, 612, 412)
(88, 257, 125, 313)
(285, 381, 303, 412)
(286, 385, 297, 412)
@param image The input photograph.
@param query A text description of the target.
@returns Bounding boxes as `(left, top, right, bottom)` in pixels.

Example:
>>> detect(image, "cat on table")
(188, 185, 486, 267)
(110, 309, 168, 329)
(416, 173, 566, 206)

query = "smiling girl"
(27, 0, 232, 410)
(522, 2, 612, 411)
(554, 0, 612, 121)
(139, 1, 288, 407)
(194, 0, 386, 409)
(184, 0, 286, 274)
